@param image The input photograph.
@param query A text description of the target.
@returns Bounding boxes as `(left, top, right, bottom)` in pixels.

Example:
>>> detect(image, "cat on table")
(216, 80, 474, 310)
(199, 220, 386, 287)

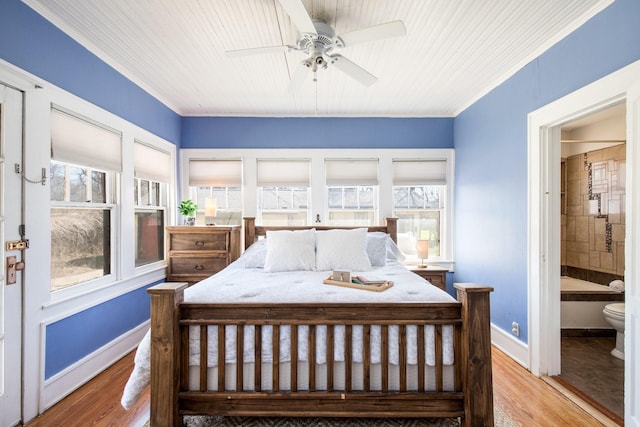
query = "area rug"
(143, 408, 516, 426)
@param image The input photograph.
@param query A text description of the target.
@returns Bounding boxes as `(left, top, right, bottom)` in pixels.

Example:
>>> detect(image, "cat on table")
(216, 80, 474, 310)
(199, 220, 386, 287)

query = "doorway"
(528, 61, 640, 424)
(553, 104, 626, 421)
(0, 83, 25, 426)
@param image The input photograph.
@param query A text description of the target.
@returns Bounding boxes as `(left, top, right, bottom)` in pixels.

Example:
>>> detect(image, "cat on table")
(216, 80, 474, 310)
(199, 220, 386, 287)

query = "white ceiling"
(23, 0, 611, 117)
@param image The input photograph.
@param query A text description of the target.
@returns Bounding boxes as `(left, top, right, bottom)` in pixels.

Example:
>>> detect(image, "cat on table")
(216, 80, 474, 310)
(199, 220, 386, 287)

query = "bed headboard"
(243, 217, 398, 250)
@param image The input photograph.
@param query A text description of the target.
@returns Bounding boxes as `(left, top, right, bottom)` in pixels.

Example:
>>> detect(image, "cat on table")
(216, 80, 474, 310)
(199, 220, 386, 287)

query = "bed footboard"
(148, 283, 493, 427)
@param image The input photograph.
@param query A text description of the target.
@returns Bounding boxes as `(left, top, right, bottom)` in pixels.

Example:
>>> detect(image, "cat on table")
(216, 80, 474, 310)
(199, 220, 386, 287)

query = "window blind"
(392, 160, 447, 185)
(188, 159, 242, 187)
(51, 108, 122, 172)
(134, 141, 172, 183)
(325, 159, 379, 186)
(256, 159, 310, 187)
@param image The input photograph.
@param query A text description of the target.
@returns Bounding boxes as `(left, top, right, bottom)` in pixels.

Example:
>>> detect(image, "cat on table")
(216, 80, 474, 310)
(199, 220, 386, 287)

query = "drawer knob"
(194, 265, 205, 271)
(194, 240, 205, 246)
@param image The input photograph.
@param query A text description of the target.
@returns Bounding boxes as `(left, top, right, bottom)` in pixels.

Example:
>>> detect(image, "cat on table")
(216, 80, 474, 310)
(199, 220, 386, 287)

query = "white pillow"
(366, 232, 388, 266)
(316, 228, 372, 272)
(263, 229, 316, 272)
(242, 239, 267, 268)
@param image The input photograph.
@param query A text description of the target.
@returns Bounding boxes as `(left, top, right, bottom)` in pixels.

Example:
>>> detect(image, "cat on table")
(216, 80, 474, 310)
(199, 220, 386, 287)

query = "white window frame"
(180, 149, 455, 266)
(46, 102, 177, 305)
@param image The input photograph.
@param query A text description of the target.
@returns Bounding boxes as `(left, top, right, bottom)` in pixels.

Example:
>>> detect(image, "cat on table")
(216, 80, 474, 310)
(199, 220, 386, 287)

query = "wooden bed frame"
(148, 217, 494, 426)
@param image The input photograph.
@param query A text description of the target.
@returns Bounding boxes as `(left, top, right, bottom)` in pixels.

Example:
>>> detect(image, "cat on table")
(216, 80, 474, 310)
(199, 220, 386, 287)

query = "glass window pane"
(262, 211, 307, 226)
(227, 187, 242, 209)
(150, 182, 160, 206)
(408, 187, 424, 209)
(359, 186, 374, 208)
(196, 186, 210, 207)
(425, 186, 443, 208)
(140, 180, 149, 206)
(51, 208, 111, 291)
(328, 187, 342, 208)
(69, 166, 87, 202)
(343, 187, 357, 208)
(135, 210, 164, 267)
(393, 186, 408, 208)
(91, 171, 106, 203)
(261, 187, 277, 209)
(50, 163, 66, 201)
(293, 188, 308, 209)
(394, 209, 441, 258)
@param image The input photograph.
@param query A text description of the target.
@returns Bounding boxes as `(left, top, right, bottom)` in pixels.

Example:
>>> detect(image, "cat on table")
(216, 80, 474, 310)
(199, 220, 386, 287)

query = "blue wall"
(45, 282, 162, 379)
(0, 0, 181, 144)
(453, 0, 640, 343)
(182, 116, 453, 148)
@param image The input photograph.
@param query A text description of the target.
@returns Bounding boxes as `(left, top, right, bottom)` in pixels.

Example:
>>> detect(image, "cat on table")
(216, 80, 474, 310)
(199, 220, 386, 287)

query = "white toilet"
(603, 303, 625, 360)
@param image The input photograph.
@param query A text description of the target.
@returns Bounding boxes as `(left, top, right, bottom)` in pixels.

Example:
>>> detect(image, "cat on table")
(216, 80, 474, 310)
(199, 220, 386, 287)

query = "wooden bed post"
(384, 217, 398, 243)
(455, 283, 494, 427)
(244, 217, 256, 249)
(148, 282, 188, 427)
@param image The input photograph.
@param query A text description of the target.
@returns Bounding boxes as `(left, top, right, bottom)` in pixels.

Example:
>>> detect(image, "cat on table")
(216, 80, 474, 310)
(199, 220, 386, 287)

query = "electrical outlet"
(511, 321, 519, 337)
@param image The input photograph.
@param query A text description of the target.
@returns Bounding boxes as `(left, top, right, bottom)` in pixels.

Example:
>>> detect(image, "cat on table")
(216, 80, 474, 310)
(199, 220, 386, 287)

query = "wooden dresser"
(406, 266, 448, 291)
(166, 226, 241, 284)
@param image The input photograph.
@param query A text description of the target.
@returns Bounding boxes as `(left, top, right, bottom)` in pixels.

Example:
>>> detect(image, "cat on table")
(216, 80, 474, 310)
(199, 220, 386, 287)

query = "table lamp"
(205, 197, 217, 226)
(416, 240, 429, 268)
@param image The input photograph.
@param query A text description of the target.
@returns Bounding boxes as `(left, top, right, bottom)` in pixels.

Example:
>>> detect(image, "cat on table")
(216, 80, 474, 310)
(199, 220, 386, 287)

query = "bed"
(124, 217, 494, 426)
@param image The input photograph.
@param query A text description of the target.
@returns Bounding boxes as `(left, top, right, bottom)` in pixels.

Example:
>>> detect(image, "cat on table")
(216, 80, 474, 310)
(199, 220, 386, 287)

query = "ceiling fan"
(225, 0, 406, 92)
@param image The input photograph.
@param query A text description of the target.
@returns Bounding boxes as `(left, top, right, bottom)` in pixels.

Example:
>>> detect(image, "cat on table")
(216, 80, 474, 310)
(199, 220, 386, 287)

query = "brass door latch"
(6, 255, 25, 285)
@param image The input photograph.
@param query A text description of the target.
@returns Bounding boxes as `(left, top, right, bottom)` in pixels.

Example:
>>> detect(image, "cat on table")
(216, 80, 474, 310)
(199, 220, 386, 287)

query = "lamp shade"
(205, 197, 217, 217)
(416, 240, 429, 259)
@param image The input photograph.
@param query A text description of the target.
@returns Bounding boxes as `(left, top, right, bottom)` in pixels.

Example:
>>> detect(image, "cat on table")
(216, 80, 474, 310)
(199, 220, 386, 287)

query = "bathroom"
(556, 103, 626, 422)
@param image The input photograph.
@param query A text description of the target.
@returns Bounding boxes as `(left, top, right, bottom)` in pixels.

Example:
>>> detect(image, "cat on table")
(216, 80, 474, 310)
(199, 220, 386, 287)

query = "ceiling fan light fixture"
(225, 0, 406, 91)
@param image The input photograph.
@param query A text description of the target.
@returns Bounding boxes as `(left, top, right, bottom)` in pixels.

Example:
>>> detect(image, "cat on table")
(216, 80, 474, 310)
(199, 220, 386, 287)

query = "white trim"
(490, 323, 529, 369)
(40, 320, 149, 411)
(528, 59, 640, 423)
(41, 268, 165, 323)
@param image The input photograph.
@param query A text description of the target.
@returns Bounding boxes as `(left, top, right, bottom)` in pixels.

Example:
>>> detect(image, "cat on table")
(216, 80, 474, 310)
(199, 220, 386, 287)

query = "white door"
(0, 83, 24, 426)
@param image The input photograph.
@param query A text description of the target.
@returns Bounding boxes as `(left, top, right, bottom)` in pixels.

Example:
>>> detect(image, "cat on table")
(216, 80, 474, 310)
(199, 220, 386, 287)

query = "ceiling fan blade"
(278, 0, 317, 35)
(225, 45, 290, 58)
(330, 55, 377, 87)
(287, 61, 310, 93)
(337, 20, 406, 47)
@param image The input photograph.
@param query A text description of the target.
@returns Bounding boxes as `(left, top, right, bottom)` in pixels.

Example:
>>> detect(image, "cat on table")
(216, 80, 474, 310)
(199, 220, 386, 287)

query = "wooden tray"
(323, 276, 393, 292)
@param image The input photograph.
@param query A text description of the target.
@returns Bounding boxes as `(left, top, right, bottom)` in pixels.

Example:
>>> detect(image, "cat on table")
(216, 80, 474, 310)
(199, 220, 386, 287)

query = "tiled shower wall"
(561, 144, 626, 279)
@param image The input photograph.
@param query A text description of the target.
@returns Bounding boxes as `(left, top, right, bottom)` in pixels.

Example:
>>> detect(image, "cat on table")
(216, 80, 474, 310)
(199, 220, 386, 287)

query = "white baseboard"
(491, 323, 529, 369)
(40, 320, 150, 414)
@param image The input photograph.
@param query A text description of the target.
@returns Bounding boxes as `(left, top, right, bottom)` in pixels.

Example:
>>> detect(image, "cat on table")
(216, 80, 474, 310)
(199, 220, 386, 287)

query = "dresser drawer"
(169, 232, 228, 252)
(169, 255, 228, 276)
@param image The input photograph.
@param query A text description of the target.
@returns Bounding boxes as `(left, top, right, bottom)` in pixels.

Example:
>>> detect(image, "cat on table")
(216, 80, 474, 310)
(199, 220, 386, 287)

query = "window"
(50, 108, 121, 291)
(326, 159, 378, 226)
(257, 159, 310, 226)
(392, 160, 447, 261)
(188, 159, 243, 225)
(134, 141, 170, 267)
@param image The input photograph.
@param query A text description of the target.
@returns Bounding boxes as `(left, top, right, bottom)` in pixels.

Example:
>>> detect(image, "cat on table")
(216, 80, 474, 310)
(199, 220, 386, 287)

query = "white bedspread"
(121, 259, 455, 409)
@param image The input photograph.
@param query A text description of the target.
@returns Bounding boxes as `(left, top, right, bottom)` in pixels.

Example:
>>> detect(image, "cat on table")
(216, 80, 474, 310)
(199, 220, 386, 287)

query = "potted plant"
(178, 199, 198, 225)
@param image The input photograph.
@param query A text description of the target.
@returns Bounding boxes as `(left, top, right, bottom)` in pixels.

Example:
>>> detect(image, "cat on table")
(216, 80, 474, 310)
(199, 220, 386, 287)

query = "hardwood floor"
(26, 346, 613, 426)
